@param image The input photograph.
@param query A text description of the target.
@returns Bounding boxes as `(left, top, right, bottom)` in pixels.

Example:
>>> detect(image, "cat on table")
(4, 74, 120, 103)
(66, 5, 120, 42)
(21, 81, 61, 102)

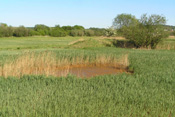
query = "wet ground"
(57, 65, 130, 78)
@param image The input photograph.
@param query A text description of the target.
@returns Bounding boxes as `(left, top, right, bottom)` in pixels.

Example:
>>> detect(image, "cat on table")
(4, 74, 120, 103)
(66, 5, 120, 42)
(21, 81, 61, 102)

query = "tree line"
(0, 21, 174, 39)
(0, 24, 115, 37)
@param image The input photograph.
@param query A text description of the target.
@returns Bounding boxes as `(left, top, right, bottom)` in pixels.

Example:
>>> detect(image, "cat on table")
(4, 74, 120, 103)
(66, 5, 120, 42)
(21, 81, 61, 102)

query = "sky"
(0, 0, 175, 28)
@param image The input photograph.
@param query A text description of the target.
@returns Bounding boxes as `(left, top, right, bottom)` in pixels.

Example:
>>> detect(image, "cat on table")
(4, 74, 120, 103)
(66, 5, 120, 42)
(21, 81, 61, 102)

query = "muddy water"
(57, 65, 129, 78)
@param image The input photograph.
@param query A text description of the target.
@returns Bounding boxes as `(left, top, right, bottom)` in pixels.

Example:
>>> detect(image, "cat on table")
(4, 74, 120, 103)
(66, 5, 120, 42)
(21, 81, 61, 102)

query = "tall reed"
(0, 52, 129, 78)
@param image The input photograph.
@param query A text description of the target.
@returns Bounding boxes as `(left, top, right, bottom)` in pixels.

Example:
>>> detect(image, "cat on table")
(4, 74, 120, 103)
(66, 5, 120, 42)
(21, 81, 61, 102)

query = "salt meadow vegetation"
(0, 14, 175, 116)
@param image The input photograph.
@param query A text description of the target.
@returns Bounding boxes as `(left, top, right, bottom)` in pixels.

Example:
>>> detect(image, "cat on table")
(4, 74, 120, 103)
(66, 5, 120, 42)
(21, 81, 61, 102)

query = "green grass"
(0, 37, 175, 116)
(0, 36, 81, 50)
(156, 38, 175, 50)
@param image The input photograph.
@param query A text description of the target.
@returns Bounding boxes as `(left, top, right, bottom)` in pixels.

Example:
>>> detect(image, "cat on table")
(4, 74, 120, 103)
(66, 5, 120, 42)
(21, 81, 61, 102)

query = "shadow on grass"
(111, 40, 135, 48)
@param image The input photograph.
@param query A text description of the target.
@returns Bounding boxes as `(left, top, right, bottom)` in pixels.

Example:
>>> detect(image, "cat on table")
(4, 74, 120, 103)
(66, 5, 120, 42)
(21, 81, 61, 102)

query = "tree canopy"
(113, 14, 138, 29)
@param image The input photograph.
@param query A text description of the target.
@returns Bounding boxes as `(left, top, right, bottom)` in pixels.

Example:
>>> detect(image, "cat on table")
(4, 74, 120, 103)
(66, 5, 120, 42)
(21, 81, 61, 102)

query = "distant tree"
(84, 29, 95, 36)
(61, 26, 73, 36)
(70, 30, 84, 37)
(89, 28, 106, 36)
(0, 23, 14, 37)
(6, 26, 14, 37)
(34, 24, 50, 36)
(13, 26, 29, 37)
(73, 25, 85, 30)
(50, 26, 67, 37)
(28, 29, 41, 36)
(113, 14, 167, 49)
(55, 25, 61, 28)
(68, 25, 85, 36)
(173, 31, 175, 36)
(61, 26, 73, 31)
(0, 23, 8, 27)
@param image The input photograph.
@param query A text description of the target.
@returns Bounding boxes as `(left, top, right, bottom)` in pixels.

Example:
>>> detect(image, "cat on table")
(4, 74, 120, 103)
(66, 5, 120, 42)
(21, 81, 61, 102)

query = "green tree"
(113, 14, 138, 29)
(61, 26, 73, 36)
(61, 26, 73, 30)
(0, 23, 14, 37)
(69, 25, 85, 36)
(113, 14, 167, 49)
(28, 29, 41, 36)
(84, 29, 95, 36)
(73, 25, 85, 30)
(70, 30, 84, 37)
(13, 26, 29, 37)
(34, 24, 50, 36)
(50, 26, 67, 37)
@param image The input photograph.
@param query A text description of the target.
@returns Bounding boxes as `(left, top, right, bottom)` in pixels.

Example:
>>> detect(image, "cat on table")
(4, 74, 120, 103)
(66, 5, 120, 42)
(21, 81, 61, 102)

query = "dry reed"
(0, 52, 129, 78)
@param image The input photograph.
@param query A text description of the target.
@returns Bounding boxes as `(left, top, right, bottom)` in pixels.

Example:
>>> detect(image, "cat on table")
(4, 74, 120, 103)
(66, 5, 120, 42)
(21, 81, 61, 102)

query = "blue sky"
(0, 0, 175, 28)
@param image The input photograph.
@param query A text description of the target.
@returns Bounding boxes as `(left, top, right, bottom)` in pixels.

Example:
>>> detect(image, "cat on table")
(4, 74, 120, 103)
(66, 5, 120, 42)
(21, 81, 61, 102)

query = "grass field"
(0, 36, 175, 116)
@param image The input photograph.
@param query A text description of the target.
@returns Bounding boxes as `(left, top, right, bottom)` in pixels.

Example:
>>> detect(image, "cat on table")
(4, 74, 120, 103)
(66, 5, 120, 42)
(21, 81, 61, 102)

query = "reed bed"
(0, 52, 129, 78)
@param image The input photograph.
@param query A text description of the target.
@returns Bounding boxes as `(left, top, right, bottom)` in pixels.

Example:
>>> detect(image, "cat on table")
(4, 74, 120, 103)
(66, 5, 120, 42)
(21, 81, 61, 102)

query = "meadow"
(0, 36, 175, 116)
